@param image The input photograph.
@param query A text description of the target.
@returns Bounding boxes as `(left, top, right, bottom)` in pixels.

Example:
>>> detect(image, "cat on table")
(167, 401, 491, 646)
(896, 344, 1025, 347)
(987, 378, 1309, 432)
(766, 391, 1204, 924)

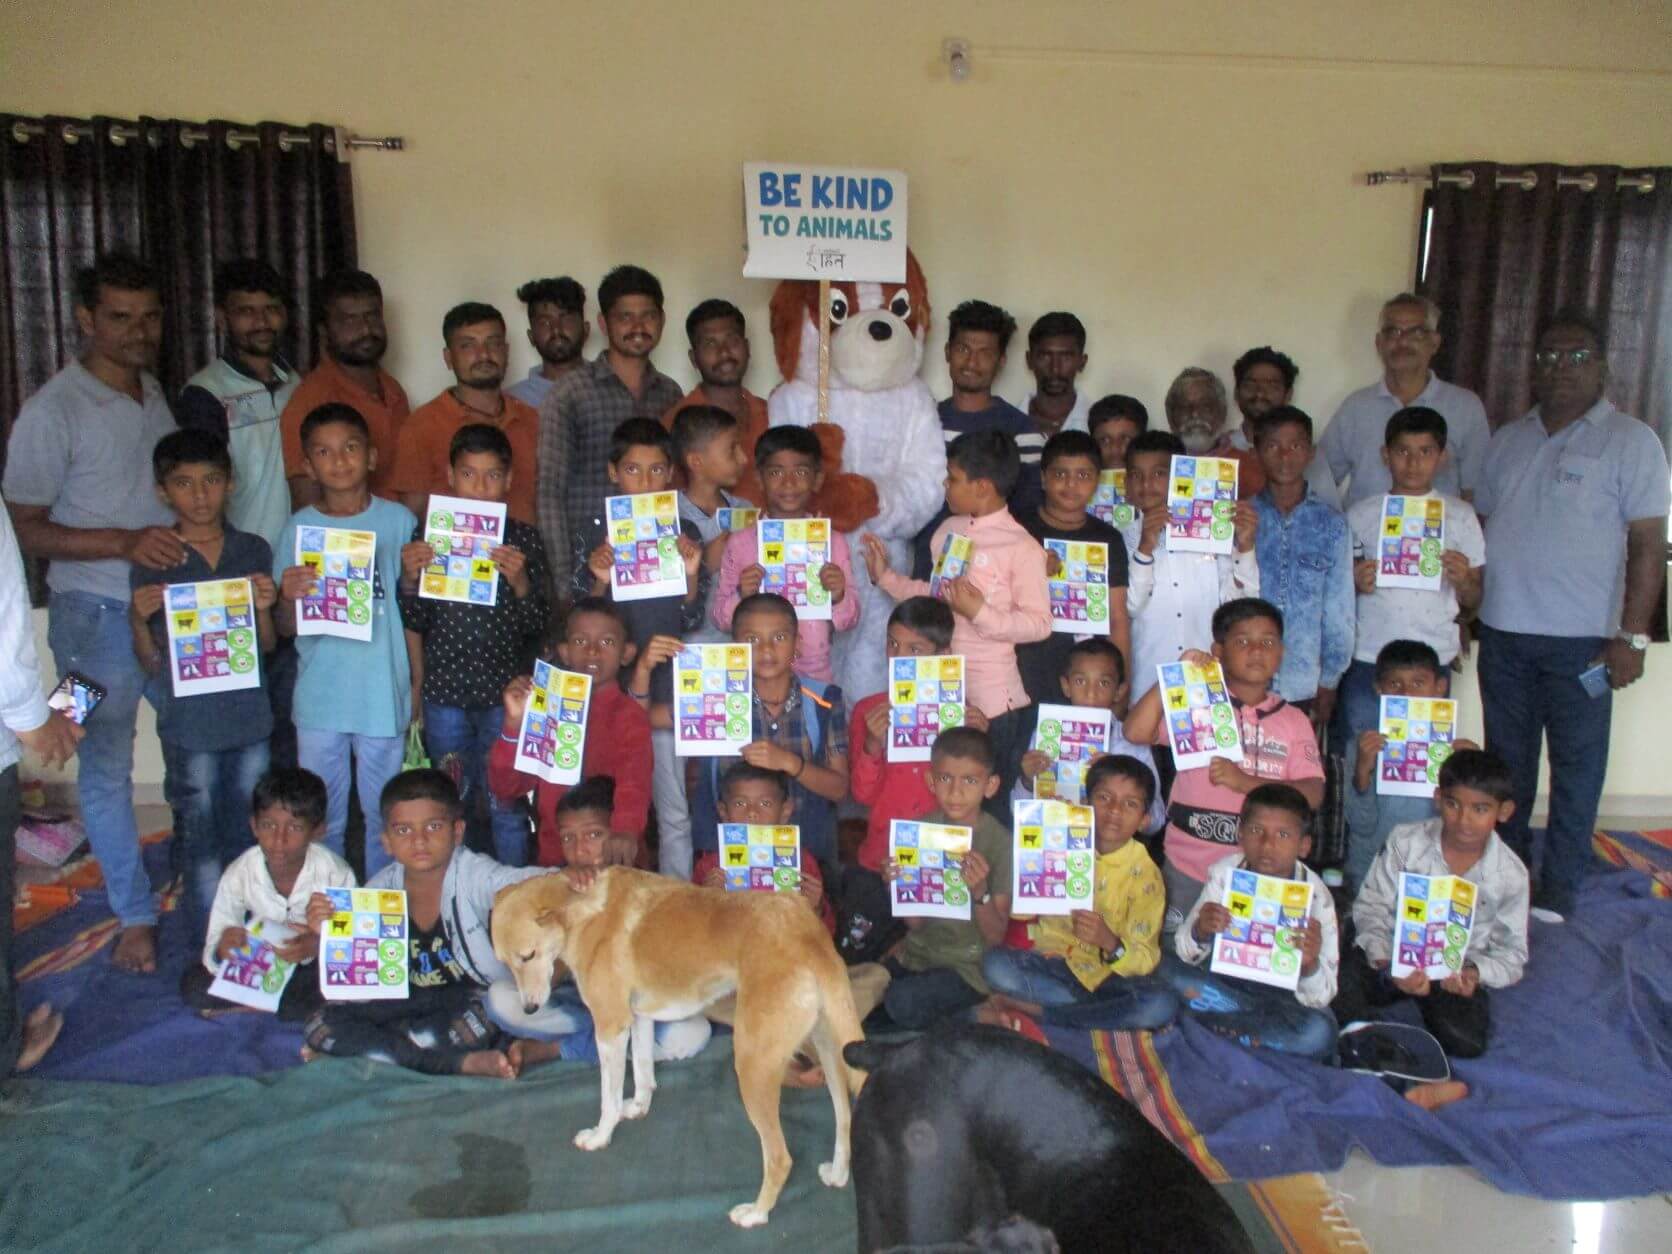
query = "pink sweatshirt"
(711, 520, 860, 684)
(878, 508, 1051, 716)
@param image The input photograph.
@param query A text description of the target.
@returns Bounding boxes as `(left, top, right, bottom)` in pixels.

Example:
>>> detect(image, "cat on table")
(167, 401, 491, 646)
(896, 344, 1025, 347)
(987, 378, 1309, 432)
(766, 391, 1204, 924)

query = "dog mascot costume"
(766, 250, 947, 702)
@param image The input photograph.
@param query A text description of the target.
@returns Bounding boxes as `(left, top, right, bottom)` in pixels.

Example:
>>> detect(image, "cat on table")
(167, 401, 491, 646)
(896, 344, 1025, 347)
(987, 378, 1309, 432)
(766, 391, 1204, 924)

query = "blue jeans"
(880, 960, 986, 1030)
(296, 728, 404, 879)
(47, 591, 167, 927)
(1337, 659, 1381, 746)
(981, 948, 1177, 1031)
(423, 702, 528, 867)
(172, 739, 268, 944)
(1156, 955, 1336, 1060)
(1477, 625, 1609, 915)
(483, 979, 711, 1062)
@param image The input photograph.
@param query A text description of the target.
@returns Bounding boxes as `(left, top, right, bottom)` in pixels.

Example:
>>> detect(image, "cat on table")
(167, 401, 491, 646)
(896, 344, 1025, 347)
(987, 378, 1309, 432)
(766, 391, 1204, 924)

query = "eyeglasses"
(1533, 348, 1597, 369)
(1378, 324, 1432, 342)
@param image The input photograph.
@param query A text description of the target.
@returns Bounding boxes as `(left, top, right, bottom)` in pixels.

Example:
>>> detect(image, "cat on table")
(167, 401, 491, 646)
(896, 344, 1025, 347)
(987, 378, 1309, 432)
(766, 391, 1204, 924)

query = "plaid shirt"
(536, 353, 684, 596)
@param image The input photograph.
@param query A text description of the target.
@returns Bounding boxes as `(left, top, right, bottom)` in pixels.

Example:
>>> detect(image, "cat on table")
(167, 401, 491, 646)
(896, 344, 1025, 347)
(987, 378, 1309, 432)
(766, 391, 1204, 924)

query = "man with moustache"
(507, 276, 588, 411)
(390, 303, 540, 524)
(663, 298, 769, 507)
(3, 253, 181, 975)
(1219, 346, 1339, 506)
(1318, 292, 1489, 509)
(537, 264, 683, 595)
(1019, 310, 1093, 441)
(279, 269, 410, 508)
(176, 259, 299, 547)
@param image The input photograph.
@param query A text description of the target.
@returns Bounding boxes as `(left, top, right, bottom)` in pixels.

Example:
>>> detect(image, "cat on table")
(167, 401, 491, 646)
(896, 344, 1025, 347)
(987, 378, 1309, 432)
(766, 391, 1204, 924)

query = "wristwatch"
(1617, 631, 1651, 651)
(975, 888, 992, 907)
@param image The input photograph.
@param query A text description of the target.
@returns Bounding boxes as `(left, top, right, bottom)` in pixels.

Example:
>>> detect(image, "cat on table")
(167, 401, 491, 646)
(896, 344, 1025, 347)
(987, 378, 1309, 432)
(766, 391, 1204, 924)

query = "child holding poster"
(399, 424, 549, 866)
(130, 429, 279, 939)
(978, 756, 1172, 1038)
(669, 405, 753, 641)
(877, 727, 1012, 1030)
(180, 768, 355, 1020)
(1334, 750, 1528, 1089)
(1015, 430, 1132, 705)
(1124, 599, 1323, 929)
(487, 598, 652, 867)
(275, 404, 419, 878)
(1341, 407, 1485, 772)
(302, 769, 547, 1079)
(712, 425, 858, 682)
(1169, 784, 1339, 1060)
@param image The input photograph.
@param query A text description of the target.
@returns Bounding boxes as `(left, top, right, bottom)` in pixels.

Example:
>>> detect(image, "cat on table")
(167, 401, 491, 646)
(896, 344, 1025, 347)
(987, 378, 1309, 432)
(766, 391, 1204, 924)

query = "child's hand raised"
(400, 540, 436, 586)
(862, 701, 890, 755)
(700, 864, 727, 891)
(943, 576, 985, 622)
(1440, 549, 1471, 587)
(563, 865, 601, 892)
(634, 634, 685, 680)
(1069, 909, 1118, 953)
(272, 927, 319, 965)
(491, 545, 530, 598)
(819, 562, 846, 604)
(799, 870, 825, 915)
(213, 925, 250, 962)
(1179, 648, 1216, 668)
(304, 892, 336, 934)
(1019, 749, 1053, 783)
(1233, 501, 1259, 553)
(859, 533, 892, 584)
(281, 564, 319, 603)
(1044, 550, 1063, 579)
(962, 850, 991, 901)
(1193, 902, 1231, 941)
(1393, 968, 1431, 997)
(879, 855, 900, 884)
(741, 740, 803, 776)
(676, 534, 702, 581)
(130, 584, 165, 620)
(501, 675, 534, 731)
(739, 563, 766, 597)
(1353, 559, 1377, 594)
(1440, 961, 1480, 998)
(962, 705, 990, 733)
(1357, 730, 1387, 758)
(249, 573, 278, 611)
(1296, 916, 1323, 975)
(1136, 506, 1166, 557)
(587, 541, 614, 588)
(604, 834, 639, 866)
(1207, 757, 1257, 793)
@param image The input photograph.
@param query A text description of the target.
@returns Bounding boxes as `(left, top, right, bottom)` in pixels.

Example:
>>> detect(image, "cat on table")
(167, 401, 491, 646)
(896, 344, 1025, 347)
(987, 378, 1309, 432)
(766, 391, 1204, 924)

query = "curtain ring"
(1573, 172, 1598, 193)
(225, 132, 244, 151)
(1455, 169, 1475, 190)
(277, 134, 295, 153)
(61, 123, 80, 145)
(10, 121, 32, 144)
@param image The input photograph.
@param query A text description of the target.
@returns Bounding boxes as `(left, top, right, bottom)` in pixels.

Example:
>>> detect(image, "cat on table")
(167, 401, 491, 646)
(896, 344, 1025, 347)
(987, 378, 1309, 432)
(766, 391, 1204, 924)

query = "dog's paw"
(818, 1160, 849, 1189)
(728, 1203, 770, 1229)
(623, 1092, 653, 1120)
(573, 1125, 614, 1152)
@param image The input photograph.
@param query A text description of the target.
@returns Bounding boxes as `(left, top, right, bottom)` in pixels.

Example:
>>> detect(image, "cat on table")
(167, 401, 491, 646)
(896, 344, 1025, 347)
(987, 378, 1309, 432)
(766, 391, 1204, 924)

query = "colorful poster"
(607, 491, 687, 602)
(717, 505, 759, 533)
(1045, 538, 1112, 634)
(758, 517, 833, 621)
(928, 532, 973, 600)
(207, 917, 297, 1012)
(319, 888, 409, 1001)
(1011, 798, 1096, 916)
(674, 643, 753, 757)
(719, 824, 802, 893)
(1377, 695, 1458, 797)
(1210, 867, 1313, 991)
(1376, 494, 1446, 591)
(419, 494, 506, 606)
(163, 577, 261, 698)
(294, 527, 376, 641)
(889, 820, 973, 920)
(1156, 659, 1243, 771)
(1089, 469, 1135, 528)
(1391, 873, 1477, 980)
(1030, 704, 1112, 803)
(887, 654, 966, 763)
(1165, 455, 1238, 555)
(513, 660, 592, 785)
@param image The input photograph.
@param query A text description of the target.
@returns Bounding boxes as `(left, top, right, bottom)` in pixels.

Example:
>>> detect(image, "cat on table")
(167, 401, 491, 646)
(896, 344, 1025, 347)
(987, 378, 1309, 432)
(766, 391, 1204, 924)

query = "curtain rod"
(1365, 166, 1656, 192)
(7, 119, 405, 154)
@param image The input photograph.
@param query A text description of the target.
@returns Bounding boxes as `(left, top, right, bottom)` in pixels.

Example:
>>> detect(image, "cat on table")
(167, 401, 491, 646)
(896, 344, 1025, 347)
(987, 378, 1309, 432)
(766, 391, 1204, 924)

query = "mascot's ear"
(769, 280, 814, 380)
(903, 249, 931, 332)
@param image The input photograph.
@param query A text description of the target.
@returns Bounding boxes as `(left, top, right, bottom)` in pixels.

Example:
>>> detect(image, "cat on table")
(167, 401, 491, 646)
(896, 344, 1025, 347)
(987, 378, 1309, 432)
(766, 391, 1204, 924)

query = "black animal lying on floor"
(845, 1025, 1254, 1254)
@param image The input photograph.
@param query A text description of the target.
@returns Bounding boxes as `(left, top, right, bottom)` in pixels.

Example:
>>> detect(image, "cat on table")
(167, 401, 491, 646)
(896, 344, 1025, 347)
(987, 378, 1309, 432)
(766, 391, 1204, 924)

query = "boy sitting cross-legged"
(1166, 783, 1339, 1060)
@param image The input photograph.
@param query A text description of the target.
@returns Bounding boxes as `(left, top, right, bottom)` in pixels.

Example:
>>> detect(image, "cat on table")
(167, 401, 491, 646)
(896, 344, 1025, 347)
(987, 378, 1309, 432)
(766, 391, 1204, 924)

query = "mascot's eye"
(889, 293, 912, 320)
(828, 292, 849, 325)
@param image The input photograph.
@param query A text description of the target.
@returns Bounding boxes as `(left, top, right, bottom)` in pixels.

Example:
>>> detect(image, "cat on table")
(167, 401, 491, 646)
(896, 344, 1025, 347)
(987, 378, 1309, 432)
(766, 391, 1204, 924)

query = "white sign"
(742, 162, 907, 282)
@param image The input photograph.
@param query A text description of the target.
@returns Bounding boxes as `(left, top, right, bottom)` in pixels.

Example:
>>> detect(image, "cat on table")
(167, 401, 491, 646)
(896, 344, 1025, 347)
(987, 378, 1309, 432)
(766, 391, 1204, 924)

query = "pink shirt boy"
(877, 510, 1051, 717)
(712, 525, 860, 684)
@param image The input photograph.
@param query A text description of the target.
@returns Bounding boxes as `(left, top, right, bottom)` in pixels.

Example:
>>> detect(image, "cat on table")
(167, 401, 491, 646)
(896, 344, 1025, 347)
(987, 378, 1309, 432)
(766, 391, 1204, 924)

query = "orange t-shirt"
(662, 387, 769, 509)
(386, 389, 541, 523)
(280, 356, 412, 500)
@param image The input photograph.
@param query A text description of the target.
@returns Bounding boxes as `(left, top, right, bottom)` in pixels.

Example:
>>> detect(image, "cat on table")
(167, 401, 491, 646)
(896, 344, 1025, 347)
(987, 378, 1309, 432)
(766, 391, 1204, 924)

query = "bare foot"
(506, 1039, 561, 1075)
(458, 1049, 517, 1080)
(15, 1004, 63, 1072)
(973, 999, 1015, 1028)
(111, 925, 158, 974)
(1405, 1079, 1470, 1110)
(300, 1045, 321, 1063)
(988, 991, 1044, 1019)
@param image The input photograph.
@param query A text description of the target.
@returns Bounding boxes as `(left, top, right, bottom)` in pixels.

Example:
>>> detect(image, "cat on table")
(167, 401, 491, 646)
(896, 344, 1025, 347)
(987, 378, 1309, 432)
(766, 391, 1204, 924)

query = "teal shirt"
(275, 497, 416, 737)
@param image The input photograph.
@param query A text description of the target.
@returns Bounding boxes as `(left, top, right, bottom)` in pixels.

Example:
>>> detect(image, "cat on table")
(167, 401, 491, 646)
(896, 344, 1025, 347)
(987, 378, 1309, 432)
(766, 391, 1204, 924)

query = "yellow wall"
(5, 0, 1672, 807)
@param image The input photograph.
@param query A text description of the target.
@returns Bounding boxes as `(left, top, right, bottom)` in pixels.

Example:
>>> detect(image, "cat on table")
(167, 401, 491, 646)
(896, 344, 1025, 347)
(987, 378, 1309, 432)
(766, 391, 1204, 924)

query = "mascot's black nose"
(867, 319, 893, 342)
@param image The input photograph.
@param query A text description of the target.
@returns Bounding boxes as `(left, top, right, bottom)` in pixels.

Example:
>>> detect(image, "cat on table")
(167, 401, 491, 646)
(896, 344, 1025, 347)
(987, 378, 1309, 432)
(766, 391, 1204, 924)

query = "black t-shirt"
(1014, 507, 1131, 704)
(409, 915, 469, 990)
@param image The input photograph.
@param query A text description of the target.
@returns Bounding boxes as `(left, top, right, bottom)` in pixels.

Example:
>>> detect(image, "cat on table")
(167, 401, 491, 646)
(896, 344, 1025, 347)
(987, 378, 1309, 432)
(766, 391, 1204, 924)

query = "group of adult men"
(0, 253, 1663, 1027)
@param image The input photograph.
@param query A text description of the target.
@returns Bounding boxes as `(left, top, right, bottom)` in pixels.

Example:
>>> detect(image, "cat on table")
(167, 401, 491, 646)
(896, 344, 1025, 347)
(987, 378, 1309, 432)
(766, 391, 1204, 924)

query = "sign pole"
(816, 278, 831, 426)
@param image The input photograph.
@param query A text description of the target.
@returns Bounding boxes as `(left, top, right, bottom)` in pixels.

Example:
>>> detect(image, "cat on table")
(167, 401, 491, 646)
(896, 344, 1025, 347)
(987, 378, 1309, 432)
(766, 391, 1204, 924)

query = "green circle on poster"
(725, 694, 749, 716)
(657, 536, 678, 558)
(773, 867, 799, 890)
(558, 723, 582, 746)
(229, 651, 255, 674)
(726, 716, 750, 739)
(806, 585, 829, 605)
(227, 628, 254, 650)
(261, 966, 288, 993)
(1215, 725, 1238, 747)
(1067, 875, 1092, 898)
(1211, 499, 1235, 520)
(429, 510, 452, 531)
(347, 581, 371, 602)
(1426, 760, 1442, 783)
(347, 602, 372, 626)
(1211, 520, 1234, 541)
(1067, 852, 1093, 875)
(1419, 557, 1441, 577)
(557, 746, 580, 770)
(1271, 949, 1300, 975)
(379, 963, 405, 986)
(939, 703, 963, 726)
(1114, 506, 1135, 526)
(943, 867, 965, 889)
(1446, 923, 1469, 948)
(1420, 538, 1441, 558)
(943, 886, 970, 907)
(1039, 719, 1061, 739)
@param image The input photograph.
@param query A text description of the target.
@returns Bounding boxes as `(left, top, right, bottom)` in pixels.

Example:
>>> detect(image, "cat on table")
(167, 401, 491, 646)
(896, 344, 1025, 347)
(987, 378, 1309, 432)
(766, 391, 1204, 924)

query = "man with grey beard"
(1164, 366, 1231, 455)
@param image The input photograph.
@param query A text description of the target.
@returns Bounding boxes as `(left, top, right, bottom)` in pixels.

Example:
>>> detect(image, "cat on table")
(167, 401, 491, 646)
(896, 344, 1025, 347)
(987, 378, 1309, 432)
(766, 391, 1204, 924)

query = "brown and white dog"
(491, 868, 865, 1228)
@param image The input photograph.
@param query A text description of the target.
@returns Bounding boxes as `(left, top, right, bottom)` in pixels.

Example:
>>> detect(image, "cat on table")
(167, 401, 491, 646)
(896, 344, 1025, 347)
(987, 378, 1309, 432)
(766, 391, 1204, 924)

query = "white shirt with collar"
(0, 508, 51, 774)
(200, 842, 357, 974)
(1121, 519, 1261, 700)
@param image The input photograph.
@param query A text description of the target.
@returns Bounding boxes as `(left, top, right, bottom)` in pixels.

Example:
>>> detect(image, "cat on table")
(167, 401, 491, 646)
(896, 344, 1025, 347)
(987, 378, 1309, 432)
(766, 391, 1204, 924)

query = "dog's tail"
(811, 947, 869, 1100)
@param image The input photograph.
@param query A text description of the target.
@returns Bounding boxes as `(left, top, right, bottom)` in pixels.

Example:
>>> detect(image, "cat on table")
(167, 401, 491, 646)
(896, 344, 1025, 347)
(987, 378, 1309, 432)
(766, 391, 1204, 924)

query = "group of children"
(150, 386, 1528, 1107)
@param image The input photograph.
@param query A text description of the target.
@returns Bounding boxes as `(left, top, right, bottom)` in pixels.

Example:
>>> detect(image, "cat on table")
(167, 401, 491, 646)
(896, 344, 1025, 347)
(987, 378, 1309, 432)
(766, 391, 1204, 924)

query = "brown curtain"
(0, 114, 357, 458)
(1418, 160, 1672, 443)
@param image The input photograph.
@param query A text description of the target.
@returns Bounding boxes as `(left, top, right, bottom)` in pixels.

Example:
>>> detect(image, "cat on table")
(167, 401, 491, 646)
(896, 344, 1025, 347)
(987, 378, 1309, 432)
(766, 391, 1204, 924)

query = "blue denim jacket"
(1252, 488, 1356, 702)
